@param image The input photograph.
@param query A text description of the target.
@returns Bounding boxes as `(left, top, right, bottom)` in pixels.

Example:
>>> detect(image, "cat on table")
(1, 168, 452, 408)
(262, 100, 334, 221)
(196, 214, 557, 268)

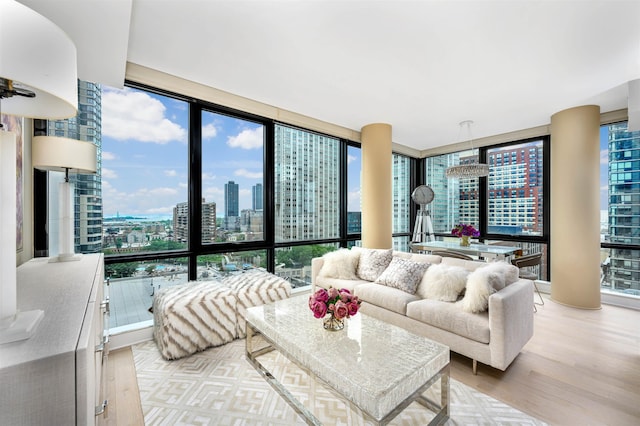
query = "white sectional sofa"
(311, 248, 534, 373)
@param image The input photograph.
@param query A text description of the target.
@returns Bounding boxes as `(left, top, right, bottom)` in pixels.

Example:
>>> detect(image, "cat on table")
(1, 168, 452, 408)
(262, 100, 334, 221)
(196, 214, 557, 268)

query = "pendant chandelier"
(445, 120, 489, 179)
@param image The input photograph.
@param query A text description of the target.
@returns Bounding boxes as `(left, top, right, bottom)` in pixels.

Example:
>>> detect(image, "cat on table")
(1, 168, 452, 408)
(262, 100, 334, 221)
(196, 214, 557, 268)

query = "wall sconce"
(32, 136, 97, 262)
(0, 0, 78, 344)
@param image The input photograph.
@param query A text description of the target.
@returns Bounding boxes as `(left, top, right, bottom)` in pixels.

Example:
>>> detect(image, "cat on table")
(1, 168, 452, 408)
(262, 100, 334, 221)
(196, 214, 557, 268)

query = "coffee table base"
(246, 324, 450, 426)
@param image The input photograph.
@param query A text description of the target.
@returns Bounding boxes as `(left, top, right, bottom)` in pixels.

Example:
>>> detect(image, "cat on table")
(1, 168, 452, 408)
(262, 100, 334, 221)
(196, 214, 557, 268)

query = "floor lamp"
(0, 0, 78, 344)
(32, 136, 97, 262)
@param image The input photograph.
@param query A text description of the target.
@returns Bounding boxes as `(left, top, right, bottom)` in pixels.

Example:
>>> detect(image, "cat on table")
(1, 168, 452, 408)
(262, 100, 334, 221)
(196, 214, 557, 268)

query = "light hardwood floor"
(102, 295, 640, 425)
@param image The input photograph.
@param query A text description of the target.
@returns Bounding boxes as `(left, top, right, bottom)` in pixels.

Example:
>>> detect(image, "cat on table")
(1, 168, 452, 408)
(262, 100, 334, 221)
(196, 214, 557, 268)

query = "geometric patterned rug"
(133, 339, 547, 425)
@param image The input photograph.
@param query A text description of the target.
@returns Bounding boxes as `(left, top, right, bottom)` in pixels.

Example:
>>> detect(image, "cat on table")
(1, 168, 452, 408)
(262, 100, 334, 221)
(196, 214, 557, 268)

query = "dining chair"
(431, 250, 475, 261)
(511, 252, 545, 309)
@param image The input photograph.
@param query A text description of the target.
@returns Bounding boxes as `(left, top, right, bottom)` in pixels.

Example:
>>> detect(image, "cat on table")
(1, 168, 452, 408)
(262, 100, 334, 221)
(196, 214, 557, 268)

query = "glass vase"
(323, 313, 344, 331)
(460, 235, 471, 246)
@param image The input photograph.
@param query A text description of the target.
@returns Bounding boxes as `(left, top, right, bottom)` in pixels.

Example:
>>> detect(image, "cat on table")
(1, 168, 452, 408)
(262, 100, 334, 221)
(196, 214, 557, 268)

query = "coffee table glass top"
(246, 295, 449, 420)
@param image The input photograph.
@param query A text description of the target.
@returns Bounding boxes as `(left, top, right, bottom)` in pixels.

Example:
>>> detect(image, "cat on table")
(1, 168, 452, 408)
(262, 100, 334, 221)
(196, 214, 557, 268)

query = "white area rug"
(133, 339, 546, 425)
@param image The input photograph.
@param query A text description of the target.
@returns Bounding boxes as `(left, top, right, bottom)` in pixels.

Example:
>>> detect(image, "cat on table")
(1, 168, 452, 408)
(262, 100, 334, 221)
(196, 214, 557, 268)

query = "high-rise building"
(392, 154, 411, 251)
(225, 181, 239, 230)
(45, 80, 103, 254)
(605, 123, 640, 293)
(274, 125, 340, 241)
(487, 143, 543, 235)
(173, 198, 216, 243)
(252, 183, 263, 211)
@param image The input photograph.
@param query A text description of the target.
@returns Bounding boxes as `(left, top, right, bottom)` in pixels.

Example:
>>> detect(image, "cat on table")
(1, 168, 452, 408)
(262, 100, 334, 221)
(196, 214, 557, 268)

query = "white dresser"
(0, 253, 108, 425)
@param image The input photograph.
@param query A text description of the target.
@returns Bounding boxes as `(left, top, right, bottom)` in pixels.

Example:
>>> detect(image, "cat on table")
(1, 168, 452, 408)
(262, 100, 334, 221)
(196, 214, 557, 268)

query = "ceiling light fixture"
(445, 120, 489, 179)
(0, 0, 78, 344)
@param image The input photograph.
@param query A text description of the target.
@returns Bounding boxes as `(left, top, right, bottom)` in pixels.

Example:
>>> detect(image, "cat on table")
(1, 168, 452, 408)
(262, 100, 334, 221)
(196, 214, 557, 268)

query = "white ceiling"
(18, 0, 640, 151)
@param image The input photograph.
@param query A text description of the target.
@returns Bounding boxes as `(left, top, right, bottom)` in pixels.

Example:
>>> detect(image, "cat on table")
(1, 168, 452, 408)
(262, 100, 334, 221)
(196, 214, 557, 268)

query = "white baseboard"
(535, 280, 640, 311)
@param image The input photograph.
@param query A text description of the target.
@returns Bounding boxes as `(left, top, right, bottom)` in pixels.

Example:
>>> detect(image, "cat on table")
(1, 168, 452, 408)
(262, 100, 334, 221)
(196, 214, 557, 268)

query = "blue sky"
(102, 86, 262, 218)
(101, 86, 363, 218)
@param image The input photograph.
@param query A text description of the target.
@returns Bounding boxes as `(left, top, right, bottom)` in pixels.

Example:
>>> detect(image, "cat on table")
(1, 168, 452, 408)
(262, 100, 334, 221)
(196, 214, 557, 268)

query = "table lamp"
(32, 136, 97, 262)
(0, 0, 78, 344)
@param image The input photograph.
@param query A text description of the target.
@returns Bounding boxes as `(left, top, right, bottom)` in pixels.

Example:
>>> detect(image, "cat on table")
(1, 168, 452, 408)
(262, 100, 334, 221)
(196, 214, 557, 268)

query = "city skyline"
(101, 85, 363, 220)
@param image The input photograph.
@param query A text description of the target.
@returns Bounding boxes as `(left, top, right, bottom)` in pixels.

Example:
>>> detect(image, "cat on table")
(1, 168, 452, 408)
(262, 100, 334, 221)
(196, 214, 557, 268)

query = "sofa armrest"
(311, 257, 325, 293)
(487, 279, 534, 370)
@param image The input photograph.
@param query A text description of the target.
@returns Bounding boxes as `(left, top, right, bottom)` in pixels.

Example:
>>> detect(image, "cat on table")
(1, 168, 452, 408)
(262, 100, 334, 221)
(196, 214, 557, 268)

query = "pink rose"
(328, 287, 339, 300)
(333, 300, 349, 320)
(347, 301, 359, 316)
(313, 288, 329, 303)
(310, 300, 327, 318)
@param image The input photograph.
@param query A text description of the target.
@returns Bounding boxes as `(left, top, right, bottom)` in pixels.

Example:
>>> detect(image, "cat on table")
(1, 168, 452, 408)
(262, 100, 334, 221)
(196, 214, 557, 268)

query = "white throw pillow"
(458, 267, 502, 313)
(482, 261, 520, 288)
(417, 264, 469, 301)
(355, 248, 394, 281)
(318, 249, 360, 279)
(376, 257, 431, 294)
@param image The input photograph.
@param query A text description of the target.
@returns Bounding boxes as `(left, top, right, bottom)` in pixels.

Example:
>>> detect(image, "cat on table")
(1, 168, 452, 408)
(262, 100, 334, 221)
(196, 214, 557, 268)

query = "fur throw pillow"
(417, 264, 469, 301)
(458, 267, 503, 313)
(318, 249, 360, 279)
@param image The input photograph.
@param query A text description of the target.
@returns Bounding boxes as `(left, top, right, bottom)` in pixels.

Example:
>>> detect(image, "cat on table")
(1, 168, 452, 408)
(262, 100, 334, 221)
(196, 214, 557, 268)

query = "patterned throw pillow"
(355, 248, 393, 281)
(375, 257, 431, 294)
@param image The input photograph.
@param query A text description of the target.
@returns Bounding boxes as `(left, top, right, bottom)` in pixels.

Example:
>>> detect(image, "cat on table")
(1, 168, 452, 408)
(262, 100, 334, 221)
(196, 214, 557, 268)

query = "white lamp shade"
(0, 0, 78, 119)
(32, 136, 97, 174)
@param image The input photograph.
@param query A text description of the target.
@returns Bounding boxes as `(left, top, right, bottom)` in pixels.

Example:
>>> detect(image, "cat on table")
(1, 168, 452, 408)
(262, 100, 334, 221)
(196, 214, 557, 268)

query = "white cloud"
(102, 151, 116, 161)
(347, 189, 361, 212)
(101, 168, 118, 179)
(347, 154, 356, 164)
(235, 168, 263, 179)
(600, 149, 608, 165)
(202, 172, 216, 180)
(102, 87, 187, 144)
(227, 127, 263, 149)
(164, 169, 177, 177)
(202, 123, 218, 139)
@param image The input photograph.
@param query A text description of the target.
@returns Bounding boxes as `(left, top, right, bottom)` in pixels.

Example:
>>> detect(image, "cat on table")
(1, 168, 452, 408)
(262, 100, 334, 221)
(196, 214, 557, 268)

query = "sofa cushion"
(406, 299, 490, 344)
(375, 257, 430, 294)
(315, 276, 369, 293)
(416, 264, 469, 301)
(355, 282, 421, 315)
(318, 248, 360, 279)
(354, 248, 393, 281)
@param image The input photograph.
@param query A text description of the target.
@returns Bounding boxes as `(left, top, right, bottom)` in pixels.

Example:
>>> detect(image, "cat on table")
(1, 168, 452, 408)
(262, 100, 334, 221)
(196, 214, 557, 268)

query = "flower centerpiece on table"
(308, 287, 361, 331)
(451, 223, 480, 247)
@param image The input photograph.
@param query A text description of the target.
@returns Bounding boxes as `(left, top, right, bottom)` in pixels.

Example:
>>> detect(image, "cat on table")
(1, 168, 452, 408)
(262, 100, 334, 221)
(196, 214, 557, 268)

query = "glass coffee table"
(246, 295, 450, 425)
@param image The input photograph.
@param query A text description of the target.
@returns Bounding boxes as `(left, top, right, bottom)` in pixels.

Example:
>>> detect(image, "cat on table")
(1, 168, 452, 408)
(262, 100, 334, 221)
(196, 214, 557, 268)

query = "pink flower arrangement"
(451, 223, 480, 238)
(308, 287, 361, 320)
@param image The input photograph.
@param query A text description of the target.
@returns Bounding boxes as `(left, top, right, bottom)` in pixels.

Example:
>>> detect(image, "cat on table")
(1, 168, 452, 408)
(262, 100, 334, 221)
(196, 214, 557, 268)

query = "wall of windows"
(424, 138, 549, 280)
(600, 122, 640, 296)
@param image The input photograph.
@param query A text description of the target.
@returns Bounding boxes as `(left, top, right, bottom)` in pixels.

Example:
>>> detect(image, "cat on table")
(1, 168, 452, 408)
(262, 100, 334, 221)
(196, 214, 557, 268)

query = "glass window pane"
(201, 111, 265, 243)
(101, 86, 189, 253)
(600, 122, 640, 295)
(274, 124, 340, 242)
(392, 153, 411, 235)
(347, 145, 362, 234)
(275, 243, 337, 288)
(106, 257, 188, 330)
(487, 140, 544, 236)
(425, 151, 480, 234)
(196, 250, 267, 280)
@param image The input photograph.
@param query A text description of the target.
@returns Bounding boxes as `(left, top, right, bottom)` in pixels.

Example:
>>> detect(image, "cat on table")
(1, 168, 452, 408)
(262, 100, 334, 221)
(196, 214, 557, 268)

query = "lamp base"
(48, 253, 83, 263)
(0, 310, 45, 344)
